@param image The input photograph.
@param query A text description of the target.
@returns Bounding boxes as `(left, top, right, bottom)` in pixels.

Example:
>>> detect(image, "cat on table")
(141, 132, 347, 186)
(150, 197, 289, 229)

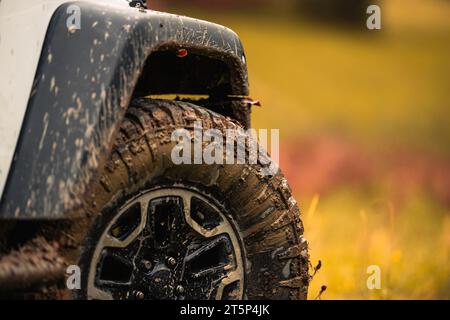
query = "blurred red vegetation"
(281, 136, 450, 205)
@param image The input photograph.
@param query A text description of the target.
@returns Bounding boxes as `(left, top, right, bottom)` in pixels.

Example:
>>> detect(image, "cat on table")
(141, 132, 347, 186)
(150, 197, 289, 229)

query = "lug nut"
(141, 260, 153, 270)
(134, 290, 145, 300)
(167, 257, 176, 267)
(176, 285, 185, 294)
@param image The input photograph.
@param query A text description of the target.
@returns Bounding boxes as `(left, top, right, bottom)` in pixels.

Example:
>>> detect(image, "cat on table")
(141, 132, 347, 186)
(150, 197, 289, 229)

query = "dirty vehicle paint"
(0, 2, 249, 219)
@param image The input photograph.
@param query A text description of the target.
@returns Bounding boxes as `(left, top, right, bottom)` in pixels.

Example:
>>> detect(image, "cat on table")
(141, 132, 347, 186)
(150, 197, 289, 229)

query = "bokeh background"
(151, 0, 450, 299)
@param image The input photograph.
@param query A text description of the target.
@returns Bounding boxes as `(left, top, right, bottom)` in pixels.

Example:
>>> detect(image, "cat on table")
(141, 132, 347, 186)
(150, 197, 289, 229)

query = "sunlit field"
(168, 0, 450, 299)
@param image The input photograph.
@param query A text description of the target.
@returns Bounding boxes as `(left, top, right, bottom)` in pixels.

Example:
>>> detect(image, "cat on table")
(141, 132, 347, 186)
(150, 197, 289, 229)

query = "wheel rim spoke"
(101, 198, 149, 249)
(215, 271, 241, 300)
(89, 286, 114, 300)
(184, 235, 231, 263)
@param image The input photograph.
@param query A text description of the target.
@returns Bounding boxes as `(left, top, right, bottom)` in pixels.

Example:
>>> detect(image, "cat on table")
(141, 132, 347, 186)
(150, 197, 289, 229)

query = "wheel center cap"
(147, 265, 174, 299)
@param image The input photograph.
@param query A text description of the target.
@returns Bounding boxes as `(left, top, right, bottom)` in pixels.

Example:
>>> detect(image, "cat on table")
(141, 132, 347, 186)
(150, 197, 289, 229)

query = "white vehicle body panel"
(0, 0, 127, 198)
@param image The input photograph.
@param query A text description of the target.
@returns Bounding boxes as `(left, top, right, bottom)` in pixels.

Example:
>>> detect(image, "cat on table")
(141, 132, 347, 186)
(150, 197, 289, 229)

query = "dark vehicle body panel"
(0, 1, 248, 219)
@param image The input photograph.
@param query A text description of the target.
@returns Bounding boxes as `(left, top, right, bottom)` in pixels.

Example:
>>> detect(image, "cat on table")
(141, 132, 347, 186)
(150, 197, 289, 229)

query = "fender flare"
(0, 1, 249, 218)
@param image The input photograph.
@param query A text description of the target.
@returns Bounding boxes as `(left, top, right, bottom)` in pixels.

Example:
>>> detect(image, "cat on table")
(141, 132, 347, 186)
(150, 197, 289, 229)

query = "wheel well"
(131, 45, 250, 127)
(133, 48, 232, 97)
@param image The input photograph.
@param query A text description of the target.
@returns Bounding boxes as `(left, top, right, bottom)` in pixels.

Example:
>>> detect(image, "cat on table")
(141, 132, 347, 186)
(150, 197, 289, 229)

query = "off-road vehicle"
(0, 0, 309, 299)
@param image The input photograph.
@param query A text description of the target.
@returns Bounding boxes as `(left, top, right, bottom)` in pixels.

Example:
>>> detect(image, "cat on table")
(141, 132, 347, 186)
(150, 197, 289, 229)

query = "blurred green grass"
(195, 0, 450, 155)
(169, 0, 450, 299)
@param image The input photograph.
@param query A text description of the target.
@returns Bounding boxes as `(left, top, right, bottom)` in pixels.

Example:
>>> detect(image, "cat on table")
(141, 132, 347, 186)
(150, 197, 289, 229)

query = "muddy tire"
(71, 99, 309, 300)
